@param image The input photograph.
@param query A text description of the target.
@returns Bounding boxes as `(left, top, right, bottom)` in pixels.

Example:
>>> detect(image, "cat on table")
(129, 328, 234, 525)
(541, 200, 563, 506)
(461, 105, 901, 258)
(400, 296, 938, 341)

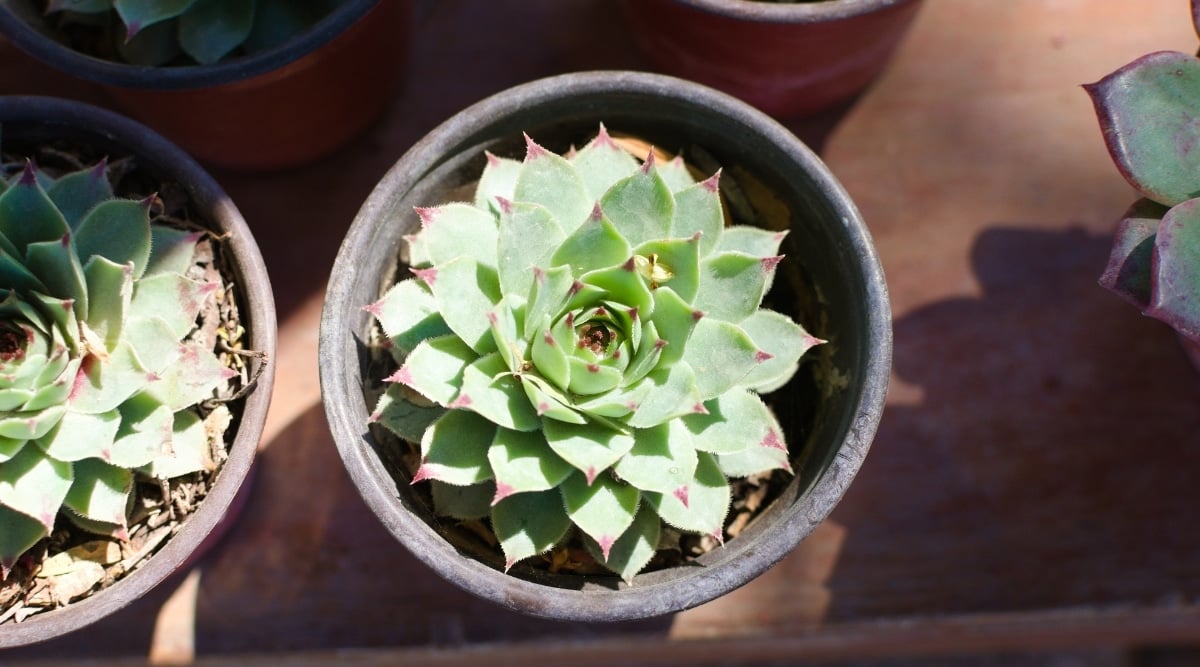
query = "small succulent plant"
(1085, 3, 1200, 350)
(0, 156, 233, 576)
(45, 0, 346, 66)
(366, 126, 823, 581)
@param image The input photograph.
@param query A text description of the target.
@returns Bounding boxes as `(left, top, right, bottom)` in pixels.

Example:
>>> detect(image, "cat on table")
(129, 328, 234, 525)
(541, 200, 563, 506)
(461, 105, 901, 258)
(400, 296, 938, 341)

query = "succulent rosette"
(0, 159, 232, 574)
(367, 126, 823, 580)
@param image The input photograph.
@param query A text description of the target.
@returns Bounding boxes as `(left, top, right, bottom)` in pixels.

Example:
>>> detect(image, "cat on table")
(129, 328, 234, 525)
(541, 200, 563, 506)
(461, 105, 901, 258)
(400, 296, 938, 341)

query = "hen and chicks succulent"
(366, 126, 822, 581)
(0, 155, 233, 575)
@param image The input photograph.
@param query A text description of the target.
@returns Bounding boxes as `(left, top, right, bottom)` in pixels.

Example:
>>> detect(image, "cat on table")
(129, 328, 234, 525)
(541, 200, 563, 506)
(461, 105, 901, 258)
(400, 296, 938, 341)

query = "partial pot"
(0, 0, 411, 171)
(618, 0, 922, 118)
(320, 71, 890, 621)
(0, 96, 276, 647)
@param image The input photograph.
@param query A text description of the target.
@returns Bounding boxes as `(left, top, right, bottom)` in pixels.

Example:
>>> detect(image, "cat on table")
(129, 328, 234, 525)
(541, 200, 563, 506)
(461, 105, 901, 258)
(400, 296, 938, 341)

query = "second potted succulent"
(321, 71, 890, 620)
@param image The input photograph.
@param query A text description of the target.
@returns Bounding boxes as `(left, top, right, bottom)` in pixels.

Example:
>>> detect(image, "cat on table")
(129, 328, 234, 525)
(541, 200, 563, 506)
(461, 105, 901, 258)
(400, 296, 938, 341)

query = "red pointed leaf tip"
(761, 428, 785, 451)
(124, 21, 142, 41)
(414, 206, 438, 228)
(486, 310, 499, 325)
(709, 530, 725, 546)
(492, 482, 516, 506)
(410, 465, 434, 484)
(689, 231, 703, 244)
(596, 535, 616, 561)
(542, 330, 556, 346)
(701, 170, 721, 193)
(585, 466, 599, 485)
(773, 230, 789, 242)
(495, 196, 514, 215)
(641, 149, 657, 174)
(622, 256, 637, 271)
(384, 366, 413, 385)
(803, 333, 827, 348)
(524, 133, 549, 160)
(362, 300, 383, 317)
(589, 202, 604, 222)
(627, 307, 639, 321)
(594, 306, 607, 317)
(138, 193, 158, 213)
(691, 309, 705, 321)
(536, 401, 551, 416)
(761, 255, 784, 272)
(19, 160, 37, 187)
(673, 485, 690, 509)
(653, 338, 667, 350)
(448, 393, 473, 409)
(504, 557, 517, 572)
(89, 157, 109, 181)
(0, 560, 10, 581)
(594, 123, 618, 150)
(565, 310, 576, 327)
(754, 349, 774, 363)
(533, 266, 547, 283)
(587, 363, 601, 373)
(692, 402, 709, 415)
(410, 266, 437, 286)
(485, 151, 501, 167)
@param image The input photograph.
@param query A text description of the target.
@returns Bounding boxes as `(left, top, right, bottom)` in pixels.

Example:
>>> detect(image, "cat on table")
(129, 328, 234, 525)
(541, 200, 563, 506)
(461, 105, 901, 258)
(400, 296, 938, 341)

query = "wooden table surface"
(4, 1, 1200, 664)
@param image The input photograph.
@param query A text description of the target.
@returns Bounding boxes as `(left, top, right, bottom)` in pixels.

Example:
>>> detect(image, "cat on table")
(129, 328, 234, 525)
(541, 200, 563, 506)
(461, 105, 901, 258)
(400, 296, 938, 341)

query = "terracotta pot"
(319, 71, 892, 621)
(0, 96, 276, 647)
(0, 0, 411, 171)
(619, 0, 923, 118)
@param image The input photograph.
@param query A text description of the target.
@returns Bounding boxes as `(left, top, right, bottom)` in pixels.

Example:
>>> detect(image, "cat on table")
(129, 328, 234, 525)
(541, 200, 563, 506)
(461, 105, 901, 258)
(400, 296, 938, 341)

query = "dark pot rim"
(319, 70, 891, 622)
(667, 0, 919, 23)
(0, 95, 277, 647)
(0, 0, 377, 90)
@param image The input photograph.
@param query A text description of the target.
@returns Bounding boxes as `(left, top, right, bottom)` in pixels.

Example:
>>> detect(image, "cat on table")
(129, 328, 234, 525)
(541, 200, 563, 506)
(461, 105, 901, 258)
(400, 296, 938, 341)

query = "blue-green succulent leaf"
(515, 137, 592, 234)
(493, 488, 571, 569)
(425, 257, 501, 354)
(457, 352, 539, 431)
(430, 480, 494, 520)
(488, 427, 574, 501)
(561, 471, 639, 560)
(177, 0, 255, 65)
(369, 383, 445, 443)
(680, 317, 764, 401)
(409, 203, 499, 269)
(613, 420, 698, 497)
(391, 334, 475, 406)
(0, 442, 72, 532)
(75, 199, 152, 280)
(46, 160, 113, 230)
(671, 174, 723, 256)
(497, 201, 565, 300)
(694, 251, 776, 323)
(543, 419, 635, 483)
(64, 457, 132, 528)
(36, 408, 120, 463)
(583, 502, 660, 583)
(570, 125, 641, 201)
(600, 158, 674, 247)
(415, 409, 496, 486)
(646, 452, 729, 537)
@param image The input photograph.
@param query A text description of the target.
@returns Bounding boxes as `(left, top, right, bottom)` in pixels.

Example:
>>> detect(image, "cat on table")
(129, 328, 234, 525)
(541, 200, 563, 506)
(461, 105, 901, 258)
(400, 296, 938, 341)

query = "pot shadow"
(825, 225, 1200, 621)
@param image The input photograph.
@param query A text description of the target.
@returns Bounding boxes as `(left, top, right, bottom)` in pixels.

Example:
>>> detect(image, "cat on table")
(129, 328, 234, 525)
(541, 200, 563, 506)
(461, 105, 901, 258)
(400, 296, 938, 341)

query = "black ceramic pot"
(319, 71, 890, 621)
(0, 0, 411, 170)
(0, 96, 276, 647)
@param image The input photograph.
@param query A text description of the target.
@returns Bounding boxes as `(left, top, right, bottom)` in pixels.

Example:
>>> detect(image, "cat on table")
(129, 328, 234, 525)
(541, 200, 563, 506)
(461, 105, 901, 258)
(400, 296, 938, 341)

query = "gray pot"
(0, 96, 276, 647)
(319, 71, 891, 621)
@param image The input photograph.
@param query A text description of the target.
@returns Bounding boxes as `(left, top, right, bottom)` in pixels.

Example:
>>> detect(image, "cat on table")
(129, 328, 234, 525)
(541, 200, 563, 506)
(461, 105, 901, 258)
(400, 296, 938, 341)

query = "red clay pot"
(0, 0, 411, 171)
(619, 0, 922, 118)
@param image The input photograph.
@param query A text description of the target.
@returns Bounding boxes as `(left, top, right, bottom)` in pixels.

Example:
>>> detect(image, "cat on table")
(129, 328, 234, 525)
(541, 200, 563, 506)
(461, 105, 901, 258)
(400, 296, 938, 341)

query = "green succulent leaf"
(738, 309, 819, 393)
(685, 388, 786, 457)
(1085, 51, 1200, 207)
(408, 203, 498, 269)
(580, 261, 653, 320)
(493, 488, 571, 569)
(0, 405, 67, 440)
(681, 317, 763, 401)
(75, 199, 152, 280)
(646, 452, 729, 536)
(0, 437, 25, 463)
(716, 432, 791, 478)
(36, 408, 121, 463)
(426, 257, 501, 354)
(430, 479, 494, 520)
(392, 334, 475, 406)
(125, 316, 185, 375)
(694, 251, 774, 323)
(522, 264, 573, 341)
(0, 167, 70, 256)
(633, 236, 701, 301)
(83, 256, 133, 352)
(141, 409, 208, 479)
(69, 343, 149, 414)
(613, 420, 698, 497)
(0, 504, 47, 570)
(671, 176, 723, 256)
(561, 471, 640, 558)
(144, 227, 200, 277)
(600, 161, 674, 247)
(457, 352, 539, 431)
(143, 342, 230, 410)
(520, 374, 586, 425)
(716, 226, 787, 259)
(128, 272, 214, 339)
(488, 427, 574, 501)
(515, 137, 592, 235)
(109, 393, 174, 468)
(1098, 203, 1164, 309)
(64, 457, 132, 528)
(114, 0, 199, 36)
(1145, 197, 1200, 339)
(543, 418, 636, 482)
(0, 442, 72, 531)
(46, 161, 114, 229)
(416, 409, 496, 486)
(550, 207, 632, 277)
(367, 279, 452, 356)
(647, 286, 699, 366)
(584, 502, 660, 583)
(531, 314, 571, 391)
(25, 236, 88, 315)
(474, 153, 521, 212)
(626, 362, 701, 429)
(0, 248, 47, 293)
(570, 126, 642, 200)
(369, 383, 445, 443)
(657, 155, 697, 193)
(497, 202, 565, 299)
(177, 0, 255, 65)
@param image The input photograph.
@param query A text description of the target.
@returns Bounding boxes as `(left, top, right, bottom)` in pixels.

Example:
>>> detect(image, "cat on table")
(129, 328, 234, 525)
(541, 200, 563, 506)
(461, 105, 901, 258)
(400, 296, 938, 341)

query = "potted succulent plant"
(0, 95, 275, 647)
(320, 71, 891, 620)
(617, 0, 924, 118)
(1086, 1, 1200, 369)
(0, 0, 412, 170)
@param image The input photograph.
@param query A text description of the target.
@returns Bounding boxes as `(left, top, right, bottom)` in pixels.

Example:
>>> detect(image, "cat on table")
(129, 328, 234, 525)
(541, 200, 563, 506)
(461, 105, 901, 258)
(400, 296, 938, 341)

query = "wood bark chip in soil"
(362, 129, 833, 583)
(0, 140, 260, 625)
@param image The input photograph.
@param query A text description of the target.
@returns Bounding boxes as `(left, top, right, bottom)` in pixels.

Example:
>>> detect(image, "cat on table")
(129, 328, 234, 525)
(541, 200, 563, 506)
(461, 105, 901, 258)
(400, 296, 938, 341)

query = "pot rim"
(319, 69, 891, 621)
(0, 0, 377, 90)
(663, 0, 919, 23)
(0, 95, 277, 647)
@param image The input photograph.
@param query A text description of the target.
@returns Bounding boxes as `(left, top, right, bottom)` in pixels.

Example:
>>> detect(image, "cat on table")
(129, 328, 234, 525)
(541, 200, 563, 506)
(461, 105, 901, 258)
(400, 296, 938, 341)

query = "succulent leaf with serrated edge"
(367, 125, 823, 581)
(0, 157, 232, 576)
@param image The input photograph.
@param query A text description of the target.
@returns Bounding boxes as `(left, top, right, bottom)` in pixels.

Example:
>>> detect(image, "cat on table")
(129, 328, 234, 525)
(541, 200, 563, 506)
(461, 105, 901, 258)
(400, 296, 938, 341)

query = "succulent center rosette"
(367, 126, 823, 581)
(0, 158, 234, 576)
